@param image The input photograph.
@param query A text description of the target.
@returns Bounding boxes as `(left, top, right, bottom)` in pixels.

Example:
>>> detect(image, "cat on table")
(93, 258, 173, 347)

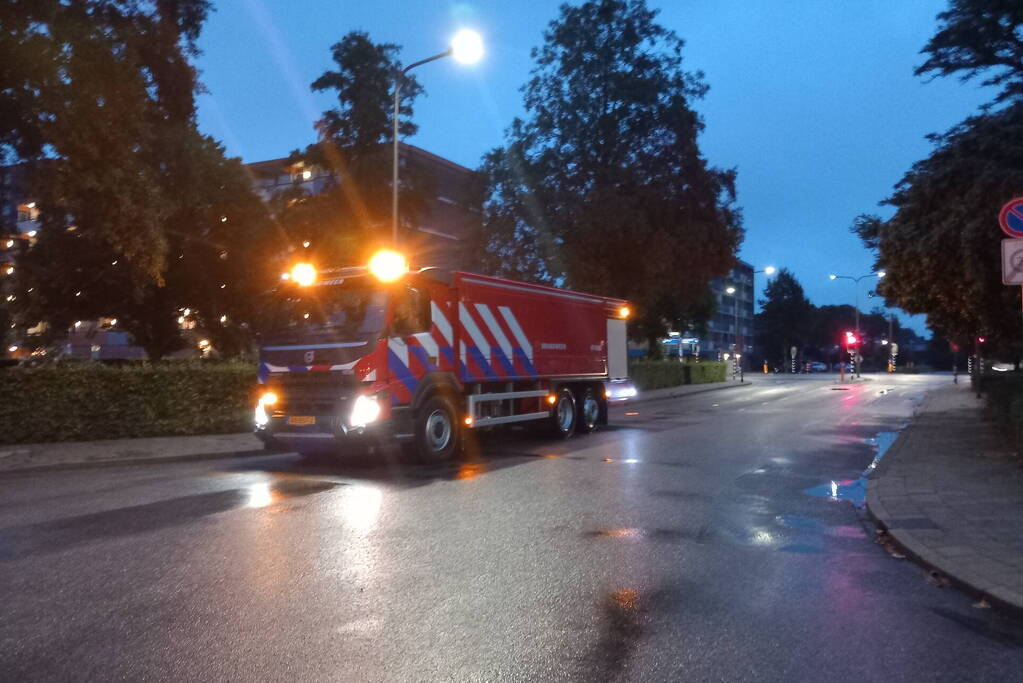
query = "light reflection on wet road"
(2, 374, 1022, 681)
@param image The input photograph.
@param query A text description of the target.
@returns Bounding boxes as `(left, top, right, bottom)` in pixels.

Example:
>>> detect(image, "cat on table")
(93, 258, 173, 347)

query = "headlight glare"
(255, 391, 277, 427)
(350, 394, 381, 428)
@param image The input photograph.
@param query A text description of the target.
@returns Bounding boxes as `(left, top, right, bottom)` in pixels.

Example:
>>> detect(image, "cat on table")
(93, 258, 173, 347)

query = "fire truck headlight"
(255, 391, 277, 427)
(350, 394, 381, 428)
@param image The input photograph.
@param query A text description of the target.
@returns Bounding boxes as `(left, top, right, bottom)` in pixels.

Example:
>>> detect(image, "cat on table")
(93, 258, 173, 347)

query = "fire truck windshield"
(266, 285, 388, 343)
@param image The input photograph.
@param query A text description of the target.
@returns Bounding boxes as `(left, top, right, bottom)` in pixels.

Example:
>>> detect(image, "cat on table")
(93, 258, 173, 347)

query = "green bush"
(0, 362, 258, 444)
(628, 360, 686, 390)
(687, 361, 727, 384)
(628, 360, 727, 390)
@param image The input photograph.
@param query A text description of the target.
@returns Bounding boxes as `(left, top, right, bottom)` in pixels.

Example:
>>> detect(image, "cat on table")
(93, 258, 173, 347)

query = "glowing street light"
(392, 30, 484, 247)
(450, 29, 484, 64)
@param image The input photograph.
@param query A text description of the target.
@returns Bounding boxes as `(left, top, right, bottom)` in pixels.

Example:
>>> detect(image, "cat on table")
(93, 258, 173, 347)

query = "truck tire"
(415, 394, 461, 463)
(549, 387, 577, 438)
(576, 387, 600, 434)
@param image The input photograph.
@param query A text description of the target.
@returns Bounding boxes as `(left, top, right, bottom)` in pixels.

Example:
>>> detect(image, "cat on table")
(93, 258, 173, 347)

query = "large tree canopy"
(916, 0, 1023, 106)
(1, 0, 273, 359)
(855, 1, 1023, 357)
(854, 103, 1023, 350)
(280, 30, 430, 267)
(480, 0, 743, 345)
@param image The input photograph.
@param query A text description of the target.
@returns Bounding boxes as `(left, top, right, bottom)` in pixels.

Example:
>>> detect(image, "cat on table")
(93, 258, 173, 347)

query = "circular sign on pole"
(999, 198, 1023, 238)
(790, 346, 797, 359)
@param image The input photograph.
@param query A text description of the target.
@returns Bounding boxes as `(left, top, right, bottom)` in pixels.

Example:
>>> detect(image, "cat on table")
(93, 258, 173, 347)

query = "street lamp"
(752, 266, 775, 371)
(725, 285, 739, 379)
(391, 29, 483, 247)
(828, 271, 884, 376)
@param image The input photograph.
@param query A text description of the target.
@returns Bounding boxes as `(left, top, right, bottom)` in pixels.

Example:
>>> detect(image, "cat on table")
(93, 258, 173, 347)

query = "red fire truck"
(254, 250, 636, 462)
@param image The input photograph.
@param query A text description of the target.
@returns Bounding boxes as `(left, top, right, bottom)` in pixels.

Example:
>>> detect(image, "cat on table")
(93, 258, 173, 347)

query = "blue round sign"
(999, 198, 1023, 238)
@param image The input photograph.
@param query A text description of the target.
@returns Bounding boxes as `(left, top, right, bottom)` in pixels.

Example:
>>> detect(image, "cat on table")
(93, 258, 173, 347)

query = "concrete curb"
(0, 447, 273, 477)
(0, 433, 272, 476)
(864, 391, 1023, 618)
(629, 379, 755, 405)
(866, 499, 1023, 619)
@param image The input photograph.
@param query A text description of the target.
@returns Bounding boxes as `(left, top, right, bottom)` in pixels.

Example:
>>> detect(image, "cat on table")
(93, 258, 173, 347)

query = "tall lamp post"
(829, 270, 885, 377)
(753, 266, 775, 371)
(725, 285, 738, 380)
(392, 30, 483, 247)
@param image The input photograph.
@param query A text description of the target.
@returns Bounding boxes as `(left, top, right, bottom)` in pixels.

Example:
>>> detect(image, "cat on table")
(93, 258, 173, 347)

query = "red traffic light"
(977, 336, 986, 344)
(844, 331, 859, 345)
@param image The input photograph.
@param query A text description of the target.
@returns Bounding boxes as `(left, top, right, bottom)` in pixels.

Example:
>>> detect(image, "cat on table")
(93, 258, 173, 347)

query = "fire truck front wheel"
(549, 387, 578, 438)
(415, 394, 461, 463)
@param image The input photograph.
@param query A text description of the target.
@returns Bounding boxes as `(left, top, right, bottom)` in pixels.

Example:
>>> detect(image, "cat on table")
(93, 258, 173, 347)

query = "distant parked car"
(808, 361, 827, 372)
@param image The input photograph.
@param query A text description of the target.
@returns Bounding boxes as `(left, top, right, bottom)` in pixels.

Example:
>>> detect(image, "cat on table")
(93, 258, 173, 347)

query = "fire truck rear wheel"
(415, 394, 461, 463)
(550, 387, 577, 438)
(576, 388, 600, 433)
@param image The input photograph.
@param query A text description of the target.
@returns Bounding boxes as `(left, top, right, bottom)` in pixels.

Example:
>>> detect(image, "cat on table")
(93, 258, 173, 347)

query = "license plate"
(287, 416, 316, 426)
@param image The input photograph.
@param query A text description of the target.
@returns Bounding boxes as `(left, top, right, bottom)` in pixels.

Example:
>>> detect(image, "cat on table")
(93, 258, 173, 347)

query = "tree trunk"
(646, 332, 662, 359)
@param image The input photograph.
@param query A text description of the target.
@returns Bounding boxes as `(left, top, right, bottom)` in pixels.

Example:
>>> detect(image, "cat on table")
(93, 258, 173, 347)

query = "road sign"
(790, 346, 797, 358)
(890, 343, 899, 356)
(1002, 238, 1023, 284)
(999, 198, 1023, 238)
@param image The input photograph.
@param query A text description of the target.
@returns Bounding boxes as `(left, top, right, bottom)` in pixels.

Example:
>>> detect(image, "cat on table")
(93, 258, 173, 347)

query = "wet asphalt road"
(3, 374, 1023, 681)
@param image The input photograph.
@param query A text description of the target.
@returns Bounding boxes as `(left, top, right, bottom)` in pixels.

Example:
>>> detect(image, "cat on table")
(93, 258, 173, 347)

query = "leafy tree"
(855, 2, 1023, 361)
(13, 131, 272, 359)
(756, 269, 814, 366)
(916, 0, 1023, 106)
(481, 0, 743, 347)
(281, 31, 430, 265)
(2, 0, 274, 359)
(477, 139, 560, 283)
(312, 31, 423, 157)
(854, 102, 1023, 357)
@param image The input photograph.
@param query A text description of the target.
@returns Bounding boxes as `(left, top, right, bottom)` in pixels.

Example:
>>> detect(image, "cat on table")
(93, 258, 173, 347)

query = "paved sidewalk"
(867, 384, 1023, 613)
(0, 432, 264, 474)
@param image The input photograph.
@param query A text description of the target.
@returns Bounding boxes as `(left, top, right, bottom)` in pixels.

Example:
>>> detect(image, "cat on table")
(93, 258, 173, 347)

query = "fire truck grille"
(267, 372, 355, 417)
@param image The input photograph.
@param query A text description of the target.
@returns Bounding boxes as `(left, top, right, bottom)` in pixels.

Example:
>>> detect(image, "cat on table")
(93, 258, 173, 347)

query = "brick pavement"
(867, 383, 1023, 613)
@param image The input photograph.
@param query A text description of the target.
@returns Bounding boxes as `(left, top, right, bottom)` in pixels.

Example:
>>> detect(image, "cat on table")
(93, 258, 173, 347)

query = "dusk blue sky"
(195, 1, 994, 336)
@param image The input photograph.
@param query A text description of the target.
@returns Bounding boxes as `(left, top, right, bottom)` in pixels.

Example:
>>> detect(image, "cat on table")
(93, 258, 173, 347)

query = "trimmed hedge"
(687, 361, 728, 384)
(628, 360, 727, 391)
(0, 362, 258, 444)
